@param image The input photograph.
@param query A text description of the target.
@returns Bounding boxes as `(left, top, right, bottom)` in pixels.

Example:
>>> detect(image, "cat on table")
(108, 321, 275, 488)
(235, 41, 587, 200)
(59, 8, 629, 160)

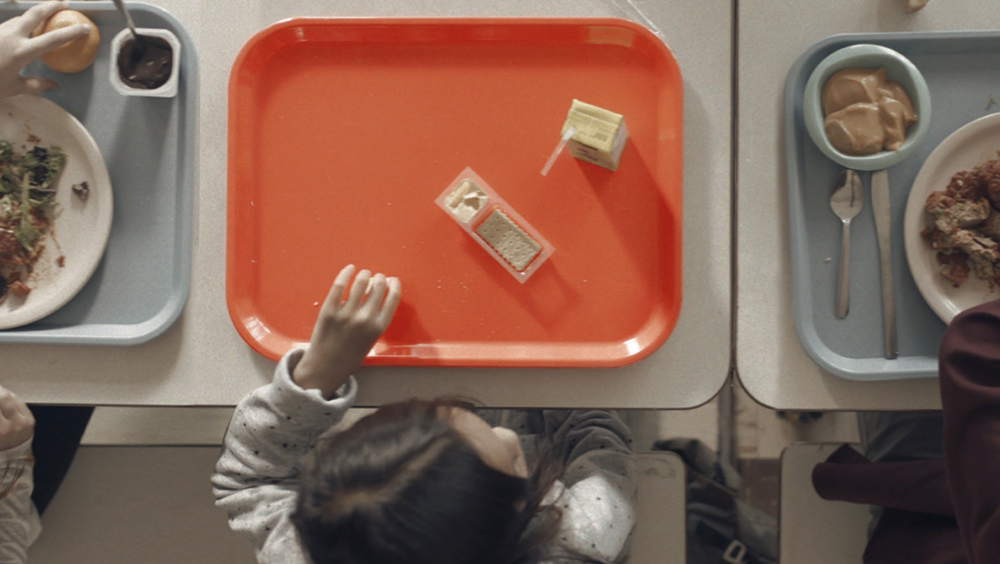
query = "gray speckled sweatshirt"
(212, 349, 638, 564)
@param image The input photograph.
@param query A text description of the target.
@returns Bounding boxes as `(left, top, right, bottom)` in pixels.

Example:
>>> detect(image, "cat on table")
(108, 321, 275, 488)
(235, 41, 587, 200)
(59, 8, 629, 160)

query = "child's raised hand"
(0, 1, 91, 99)
(293, 265, 402, 398)
(0, 385, 34, 452)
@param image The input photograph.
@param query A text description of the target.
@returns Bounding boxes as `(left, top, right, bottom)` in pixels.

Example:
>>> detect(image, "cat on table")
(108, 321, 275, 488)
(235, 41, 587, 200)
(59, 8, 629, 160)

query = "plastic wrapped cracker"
(435, 167, 553, 283)
(442, 178, 489, 223)
(475, 210, 542, 272)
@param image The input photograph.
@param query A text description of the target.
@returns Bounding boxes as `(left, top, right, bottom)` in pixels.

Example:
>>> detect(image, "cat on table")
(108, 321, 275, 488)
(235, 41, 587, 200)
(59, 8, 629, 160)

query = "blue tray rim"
(0, 1, 197, 346)
(782, 31, 1000, 381)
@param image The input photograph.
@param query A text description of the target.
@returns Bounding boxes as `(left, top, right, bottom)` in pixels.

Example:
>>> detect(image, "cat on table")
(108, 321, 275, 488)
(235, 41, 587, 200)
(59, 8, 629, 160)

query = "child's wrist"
(292, 354, 349, 399)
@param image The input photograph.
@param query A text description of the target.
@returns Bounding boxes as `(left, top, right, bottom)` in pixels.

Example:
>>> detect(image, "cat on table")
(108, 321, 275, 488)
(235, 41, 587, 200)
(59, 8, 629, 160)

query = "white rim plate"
(903, 112, 1000, 325)
(0, 95, 113, 330)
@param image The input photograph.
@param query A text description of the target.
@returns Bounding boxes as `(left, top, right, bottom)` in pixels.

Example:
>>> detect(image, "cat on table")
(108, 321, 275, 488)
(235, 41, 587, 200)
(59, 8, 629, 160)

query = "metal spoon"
(111, 0, 140, 41)
(830, 170, 863, 318)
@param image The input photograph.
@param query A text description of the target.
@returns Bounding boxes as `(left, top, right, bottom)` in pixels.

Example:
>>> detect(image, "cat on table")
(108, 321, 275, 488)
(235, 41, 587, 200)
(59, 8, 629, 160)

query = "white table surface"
(736, 0, 1000, 410)
(0, 0, 732, 407)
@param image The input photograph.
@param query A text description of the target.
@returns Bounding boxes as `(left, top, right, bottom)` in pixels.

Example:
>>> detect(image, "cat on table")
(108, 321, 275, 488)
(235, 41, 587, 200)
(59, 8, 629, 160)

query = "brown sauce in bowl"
(821, 67, 917, 156)
(117, 35, 173, 90)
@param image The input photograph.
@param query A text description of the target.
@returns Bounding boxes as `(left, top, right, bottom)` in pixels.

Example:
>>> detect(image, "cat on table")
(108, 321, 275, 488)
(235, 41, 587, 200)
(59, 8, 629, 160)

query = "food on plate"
(922, 158, 1000, 287)
(0, 273, 30, 302)
(32, 10, 101, 74)
(0, 139, 66, 302)
(821, 67, 918, 156)
(72, 181, 89, 201)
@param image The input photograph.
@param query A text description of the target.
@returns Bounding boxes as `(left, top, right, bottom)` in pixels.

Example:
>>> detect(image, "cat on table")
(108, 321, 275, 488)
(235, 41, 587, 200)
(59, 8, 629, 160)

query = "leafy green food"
(0, 140, 65, 268)
(0, 140, 13, 164)
(0, 195, 14, 221)
(14, 176, 41, 253)
(14, 212, 41, 253)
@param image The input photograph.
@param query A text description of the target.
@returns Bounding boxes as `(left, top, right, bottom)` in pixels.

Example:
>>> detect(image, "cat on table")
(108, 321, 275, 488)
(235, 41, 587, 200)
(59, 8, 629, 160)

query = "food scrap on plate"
(0, 139, 66, 302)
(922, 158, 1000, 287)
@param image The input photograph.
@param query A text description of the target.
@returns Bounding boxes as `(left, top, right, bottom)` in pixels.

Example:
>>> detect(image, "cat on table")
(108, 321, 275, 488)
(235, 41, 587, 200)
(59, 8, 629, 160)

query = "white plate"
(0, 95, 113, 330)
(904, 112, 1000, 325)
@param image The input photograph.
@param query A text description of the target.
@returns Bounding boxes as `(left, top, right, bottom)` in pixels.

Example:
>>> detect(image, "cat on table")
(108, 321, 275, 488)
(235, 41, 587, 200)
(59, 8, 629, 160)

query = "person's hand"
(0, 386, 34, 452)
(293, 265, 402, 398)
(0, 1, 92, 99)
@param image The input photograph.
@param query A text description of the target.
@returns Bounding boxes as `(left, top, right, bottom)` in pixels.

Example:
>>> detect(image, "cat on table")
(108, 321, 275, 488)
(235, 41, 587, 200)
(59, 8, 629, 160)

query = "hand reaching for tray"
(0, 385, 35, 452)
(293, 265, 402, 399)
(0, 1, 92, 99)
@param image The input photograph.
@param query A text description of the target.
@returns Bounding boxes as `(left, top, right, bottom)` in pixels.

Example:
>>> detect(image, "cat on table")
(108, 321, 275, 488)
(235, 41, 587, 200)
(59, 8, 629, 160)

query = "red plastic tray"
(227, 18, 683, 367)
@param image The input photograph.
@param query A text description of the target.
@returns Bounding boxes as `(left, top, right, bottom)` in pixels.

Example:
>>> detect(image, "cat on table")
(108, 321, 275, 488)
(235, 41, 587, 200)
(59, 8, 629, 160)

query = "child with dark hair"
(212, 265, 637, 564)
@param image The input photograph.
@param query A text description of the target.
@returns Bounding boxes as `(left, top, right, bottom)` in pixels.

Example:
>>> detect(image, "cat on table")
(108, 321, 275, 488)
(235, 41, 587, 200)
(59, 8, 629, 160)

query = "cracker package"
(435, 167, 553, 282)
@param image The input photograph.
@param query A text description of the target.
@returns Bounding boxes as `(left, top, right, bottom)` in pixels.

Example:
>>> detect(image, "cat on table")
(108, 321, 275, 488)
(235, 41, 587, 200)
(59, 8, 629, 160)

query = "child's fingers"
(0, 390, 22, 421)
(376, 277, 402, 329)
(343, 269, 371, 312)
(23, 22, 90, 59)
(15, 1, 68, 36)
(18, 76, 58, 96)
(361, 274, 388, 315)
(321, 264, 355, 311)
(0, 387, 9, 422)
(9, 393, 31, 422)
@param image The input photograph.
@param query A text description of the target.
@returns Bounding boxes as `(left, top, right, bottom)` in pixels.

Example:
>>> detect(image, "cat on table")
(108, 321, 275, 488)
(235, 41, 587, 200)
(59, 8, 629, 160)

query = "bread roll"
(33, 10, 100, 74)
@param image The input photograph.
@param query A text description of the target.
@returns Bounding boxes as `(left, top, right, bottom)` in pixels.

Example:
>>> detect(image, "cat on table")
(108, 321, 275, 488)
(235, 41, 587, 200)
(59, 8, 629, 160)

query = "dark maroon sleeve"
(812, 444, 966, 564)
(938, 299, 1000, 564)
(812, 444, 953, 516)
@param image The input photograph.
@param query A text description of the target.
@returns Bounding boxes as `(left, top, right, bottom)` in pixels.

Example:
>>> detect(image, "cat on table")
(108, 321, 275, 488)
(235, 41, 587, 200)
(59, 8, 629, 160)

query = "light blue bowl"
(803, 44, 931, 171)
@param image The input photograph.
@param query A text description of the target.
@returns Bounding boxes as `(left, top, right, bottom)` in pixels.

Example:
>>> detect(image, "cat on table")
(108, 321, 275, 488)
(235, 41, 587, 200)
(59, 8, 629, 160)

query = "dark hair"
(292, 399, 562, 564)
